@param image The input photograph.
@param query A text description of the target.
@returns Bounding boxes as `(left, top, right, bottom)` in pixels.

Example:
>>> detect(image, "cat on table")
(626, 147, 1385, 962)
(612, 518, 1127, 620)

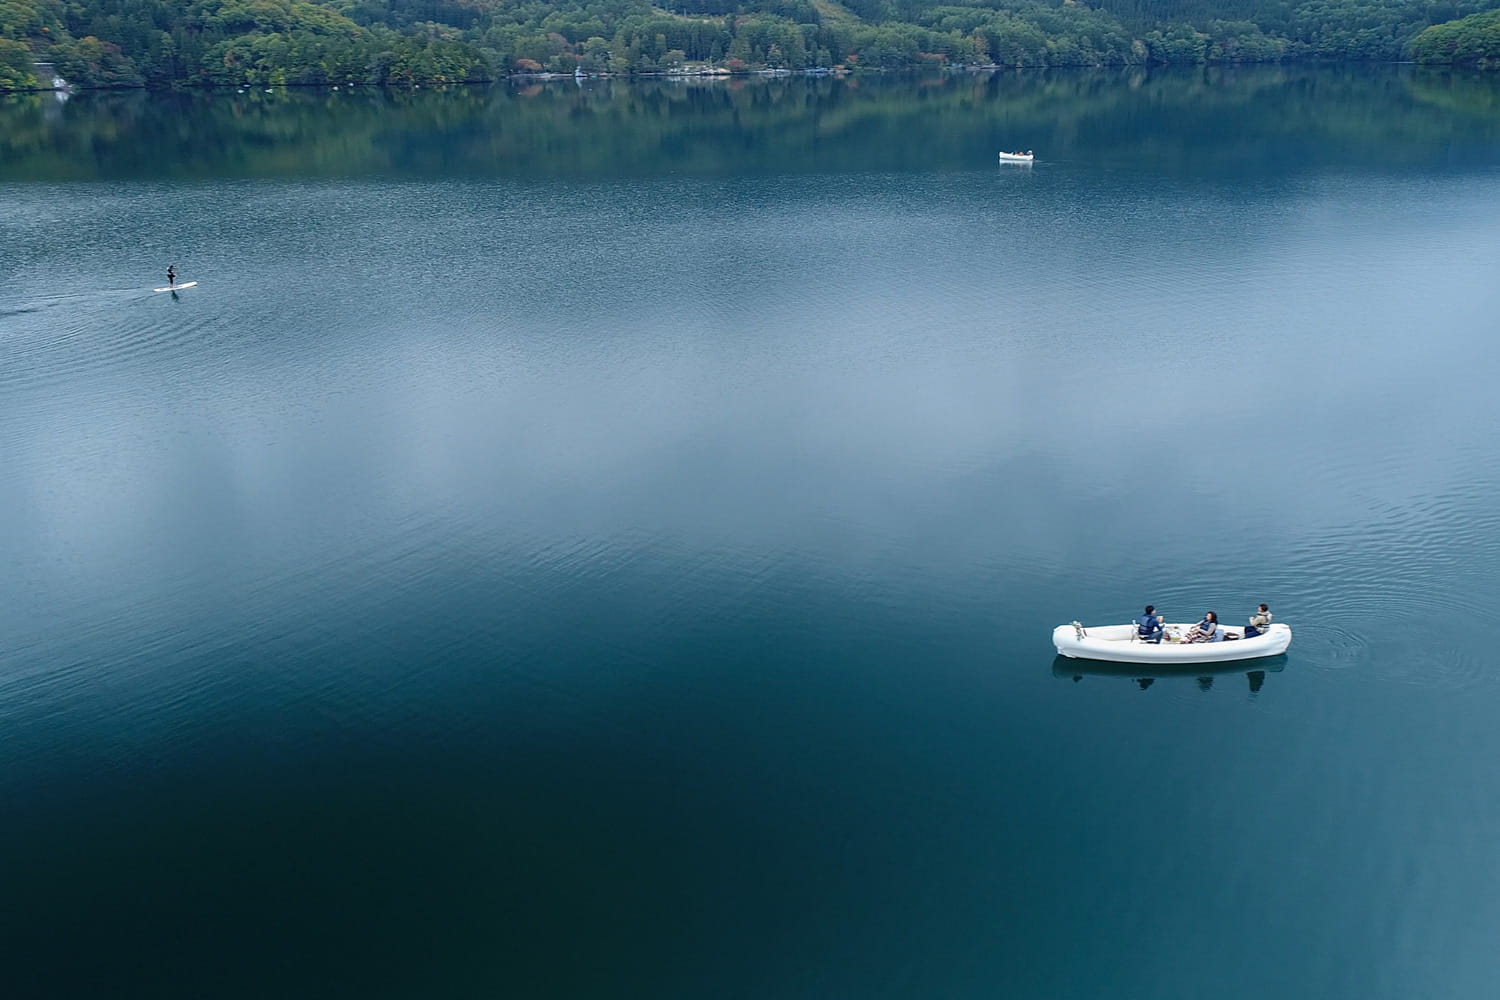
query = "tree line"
(1411, 9, 1500, 65)
(3, 0, 1499, 91)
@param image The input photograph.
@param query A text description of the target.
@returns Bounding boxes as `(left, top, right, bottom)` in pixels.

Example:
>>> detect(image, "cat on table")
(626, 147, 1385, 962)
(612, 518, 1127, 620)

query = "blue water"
(3, 68, 1500, 998)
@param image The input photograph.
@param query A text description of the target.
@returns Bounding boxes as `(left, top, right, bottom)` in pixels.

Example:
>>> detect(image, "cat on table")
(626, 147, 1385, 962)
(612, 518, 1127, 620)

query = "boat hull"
(1053, 622, 1291, 664)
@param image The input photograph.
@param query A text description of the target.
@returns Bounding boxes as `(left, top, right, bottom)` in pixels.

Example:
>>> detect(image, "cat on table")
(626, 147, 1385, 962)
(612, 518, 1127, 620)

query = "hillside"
(3, 0, 1499, 89)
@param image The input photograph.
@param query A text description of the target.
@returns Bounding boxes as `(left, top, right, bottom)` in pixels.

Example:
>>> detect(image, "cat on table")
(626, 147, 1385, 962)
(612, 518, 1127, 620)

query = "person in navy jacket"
(1135, 605, 1164, 643)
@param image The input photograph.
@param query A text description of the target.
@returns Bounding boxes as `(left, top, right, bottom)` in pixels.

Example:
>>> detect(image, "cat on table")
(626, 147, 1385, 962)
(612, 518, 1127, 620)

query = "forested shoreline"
(3, 0, 1499, 92)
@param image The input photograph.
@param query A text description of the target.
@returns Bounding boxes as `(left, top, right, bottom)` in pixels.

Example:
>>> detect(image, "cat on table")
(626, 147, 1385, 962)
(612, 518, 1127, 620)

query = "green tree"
(0, 35, 39, 88)
(53, 33, 144, 86)
(1411, 9, 1500, 65)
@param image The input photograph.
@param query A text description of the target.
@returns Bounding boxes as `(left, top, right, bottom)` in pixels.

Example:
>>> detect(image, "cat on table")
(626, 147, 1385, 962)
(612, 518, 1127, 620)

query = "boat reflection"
(1052, 654, 1287, 692)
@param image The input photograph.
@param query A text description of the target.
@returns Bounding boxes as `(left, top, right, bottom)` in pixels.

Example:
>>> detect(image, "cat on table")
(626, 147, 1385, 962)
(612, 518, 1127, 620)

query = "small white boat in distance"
(998, 150, 1034, 162)
(1053, 621, 1291, 664)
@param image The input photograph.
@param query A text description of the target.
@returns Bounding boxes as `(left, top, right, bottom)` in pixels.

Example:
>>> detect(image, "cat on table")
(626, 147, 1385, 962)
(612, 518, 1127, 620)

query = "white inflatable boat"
(1052, 621, 1292, 664)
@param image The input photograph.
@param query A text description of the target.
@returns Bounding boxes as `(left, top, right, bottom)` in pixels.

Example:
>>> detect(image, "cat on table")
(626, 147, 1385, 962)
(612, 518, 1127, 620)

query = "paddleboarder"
(166, 264, 177, 288)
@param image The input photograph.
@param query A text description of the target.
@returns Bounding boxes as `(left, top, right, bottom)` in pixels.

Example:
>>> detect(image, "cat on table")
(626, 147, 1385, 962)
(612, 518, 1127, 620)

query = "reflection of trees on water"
(1056, 655, 1280, 694)
(3, 65, 1499, 181)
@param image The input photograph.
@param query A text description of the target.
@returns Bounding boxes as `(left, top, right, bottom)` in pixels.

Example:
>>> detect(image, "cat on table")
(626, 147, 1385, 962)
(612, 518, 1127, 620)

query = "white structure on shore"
(32, 61, 71, 92)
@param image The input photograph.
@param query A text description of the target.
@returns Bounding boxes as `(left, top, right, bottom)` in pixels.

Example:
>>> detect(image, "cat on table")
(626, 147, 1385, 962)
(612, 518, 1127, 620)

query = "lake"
(4, 66, 1500, 999)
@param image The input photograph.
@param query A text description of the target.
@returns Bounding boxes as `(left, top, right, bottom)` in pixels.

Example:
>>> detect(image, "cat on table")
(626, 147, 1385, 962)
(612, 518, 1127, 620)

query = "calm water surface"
(3, 68, 1500, 998)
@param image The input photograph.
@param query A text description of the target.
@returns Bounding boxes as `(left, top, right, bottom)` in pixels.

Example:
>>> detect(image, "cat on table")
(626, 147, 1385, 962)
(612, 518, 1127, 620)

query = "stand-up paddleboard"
(153, 281, 198, 293)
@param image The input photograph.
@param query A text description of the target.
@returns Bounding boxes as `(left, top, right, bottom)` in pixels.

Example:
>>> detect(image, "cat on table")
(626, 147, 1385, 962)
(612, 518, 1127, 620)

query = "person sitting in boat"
(1243, 604, 1272, 638)
(1135, 605, 1164, 643)
(1184, 611, 1220, 642)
